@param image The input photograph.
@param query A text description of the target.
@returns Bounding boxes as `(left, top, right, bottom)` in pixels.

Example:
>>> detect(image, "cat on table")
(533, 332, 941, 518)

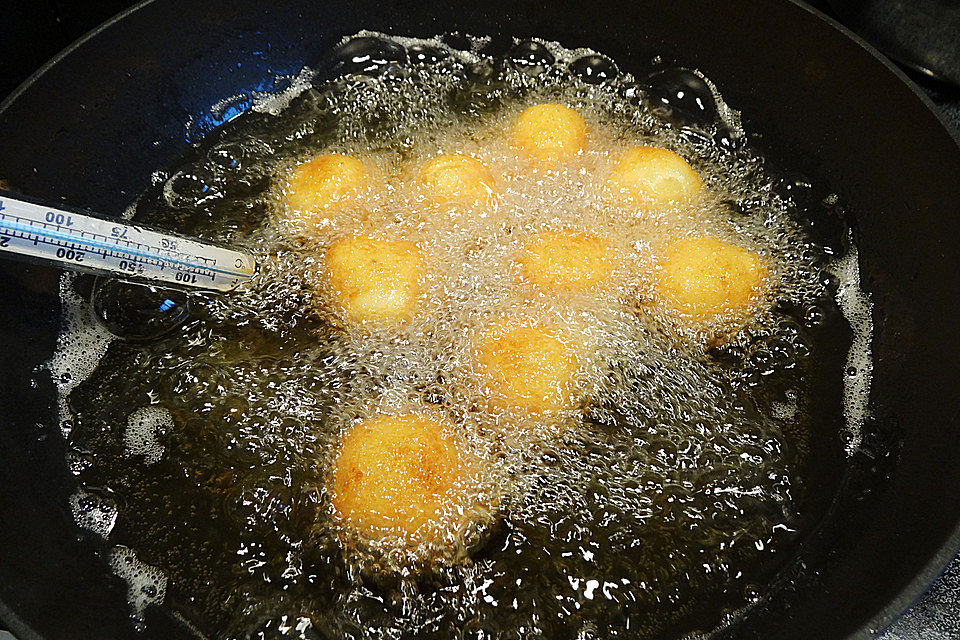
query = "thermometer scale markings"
(0, 215, 220, 275)
(0, 196, 256, 291)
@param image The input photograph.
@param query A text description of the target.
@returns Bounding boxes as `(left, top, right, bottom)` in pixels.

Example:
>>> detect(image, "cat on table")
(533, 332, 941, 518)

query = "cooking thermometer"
(0, 192, 256, 292)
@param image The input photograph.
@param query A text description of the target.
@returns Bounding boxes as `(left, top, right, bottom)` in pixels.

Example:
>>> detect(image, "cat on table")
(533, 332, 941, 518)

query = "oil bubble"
(569, 54, 618, 84)
(91, 278, 192, 341)
(162, 169, 222, 208)
(714, 125, 743, 151)
(330, 36, 407, 76)
(207, 141, 246, 171)
(644, 67, 718, 128)
(803, 304, 825, 327)
(407, 43, 449, 65)
(510, 40, 555, 76)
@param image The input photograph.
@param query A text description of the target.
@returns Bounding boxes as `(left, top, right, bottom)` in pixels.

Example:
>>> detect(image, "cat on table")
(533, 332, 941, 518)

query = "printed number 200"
(56, 247, 84, 262)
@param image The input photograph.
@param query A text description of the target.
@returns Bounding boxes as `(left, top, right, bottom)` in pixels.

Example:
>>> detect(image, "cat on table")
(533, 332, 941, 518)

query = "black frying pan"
(1, 0, 959, 638)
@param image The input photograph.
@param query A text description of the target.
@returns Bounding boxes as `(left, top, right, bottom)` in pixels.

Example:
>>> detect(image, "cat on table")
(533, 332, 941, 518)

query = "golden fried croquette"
(517, 228, 615, 292)
(284, 153, 368, 217)
(417, 154, 497, 204)
(511, 104, 588, 165)
(608, 146, 701, 203)
(332, 413, 468, 542)
(476, 323, 581, 413)
(655, 235, 768, 323)
(326, 234, 426, 324)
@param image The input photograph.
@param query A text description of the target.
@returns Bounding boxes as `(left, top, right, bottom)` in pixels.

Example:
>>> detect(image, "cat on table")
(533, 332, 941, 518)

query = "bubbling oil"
(57, 32, 858, 640)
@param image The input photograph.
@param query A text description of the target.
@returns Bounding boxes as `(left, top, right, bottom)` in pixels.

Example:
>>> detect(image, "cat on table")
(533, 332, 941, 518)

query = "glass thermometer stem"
(0, 191, 256, 292)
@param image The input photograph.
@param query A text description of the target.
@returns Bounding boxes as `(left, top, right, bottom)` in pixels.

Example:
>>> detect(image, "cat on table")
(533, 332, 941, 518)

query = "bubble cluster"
(69, 486, 118, 539)
(109, 545, 168, 627)
(48, 274, 115, 435)
(55, 31, 864, 640)
(123, 405, 172, 465)
(829, 245, 874, 453)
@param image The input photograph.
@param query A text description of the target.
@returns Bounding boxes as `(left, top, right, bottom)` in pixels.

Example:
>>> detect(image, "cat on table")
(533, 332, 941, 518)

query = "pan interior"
(57, 32, 859, 640)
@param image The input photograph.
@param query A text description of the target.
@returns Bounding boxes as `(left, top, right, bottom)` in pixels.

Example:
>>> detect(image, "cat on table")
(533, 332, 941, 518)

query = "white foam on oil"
(69, 487, 118, 539)
(46, 274, 115, 435)
(251, 67, 317, 115)
(124, 405, 172, 465)
(829, 243, 874, 453)
(109, 545, 168, 623)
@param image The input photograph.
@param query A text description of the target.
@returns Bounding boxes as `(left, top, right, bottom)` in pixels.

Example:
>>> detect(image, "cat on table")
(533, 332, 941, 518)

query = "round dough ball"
(517, 228, 615, 292)
(332, 413, 467, 542)
(608, 146, 701, 203)
(326, 234, 426, 324)
(476, 323, 581, 413)
(511, 104, 588, 165)
(284, 154, 368, 216)
(655, 236, 767, 323)
(417, 154, 497, 204)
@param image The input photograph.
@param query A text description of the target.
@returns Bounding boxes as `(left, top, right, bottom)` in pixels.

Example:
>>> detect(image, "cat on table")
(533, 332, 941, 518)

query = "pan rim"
(0, 0, 156, 120)
(786, 1, 960, 151)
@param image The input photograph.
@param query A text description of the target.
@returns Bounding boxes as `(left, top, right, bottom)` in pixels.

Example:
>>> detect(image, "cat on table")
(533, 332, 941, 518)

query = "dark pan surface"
(1, 1, 959, 638)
